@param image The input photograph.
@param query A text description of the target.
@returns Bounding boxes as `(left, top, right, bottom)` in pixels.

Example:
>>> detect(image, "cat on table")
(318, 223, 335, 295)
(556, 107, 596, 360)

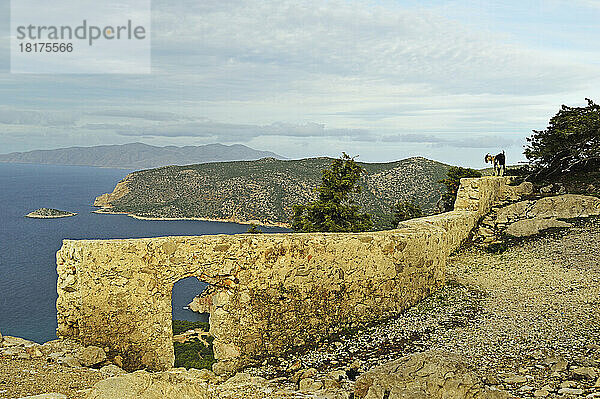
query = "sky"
(0, 0, 599, 167)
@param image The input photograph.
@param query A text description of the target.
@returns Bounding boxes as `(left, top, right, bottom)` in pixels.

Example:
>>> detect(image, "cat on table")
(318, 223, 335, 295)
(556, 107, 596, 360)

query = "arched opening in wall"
(171, 276, 215, 370)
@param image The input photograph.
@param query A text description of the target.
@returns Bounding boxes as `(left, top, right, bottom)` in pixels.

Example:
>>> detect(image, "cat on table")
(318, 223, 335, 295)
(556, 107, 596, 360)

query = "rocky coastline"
(92, 208, 290, 228)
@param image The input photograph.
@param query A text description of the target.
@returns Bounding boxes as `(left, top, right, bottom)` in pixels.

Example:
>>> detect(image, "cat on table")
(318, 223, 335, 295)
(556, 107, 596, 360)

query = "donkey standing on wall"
(485, 151, 506, 176)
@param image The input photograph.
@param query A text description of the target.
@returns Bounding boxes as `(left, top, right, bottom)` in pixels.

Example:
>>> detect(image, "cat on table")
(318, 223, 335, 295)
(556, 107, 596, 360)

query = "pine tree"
(291, 153, 373, 232)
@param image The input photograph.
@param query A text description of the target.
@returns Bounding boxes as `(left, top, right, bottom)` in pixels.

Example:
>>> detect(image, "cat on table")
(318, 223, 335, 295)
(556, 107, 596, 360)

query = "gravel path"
(444, 217, 600, 379)
(0, 357, 103, 399)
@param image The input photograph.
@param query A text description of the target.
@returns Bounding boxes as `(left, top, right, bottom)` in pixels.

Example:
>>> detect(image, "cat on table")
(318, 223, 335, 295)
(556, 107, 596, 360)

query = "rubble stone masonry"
(55, 177, 525, 373)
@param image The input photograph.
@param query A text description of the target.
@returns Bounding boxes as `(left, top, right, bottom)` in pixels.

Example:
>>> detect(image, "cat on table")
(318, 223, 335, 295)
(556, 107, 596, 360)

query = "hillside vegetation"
(95, 156, 450, 229)
(0, 142, 283, 170)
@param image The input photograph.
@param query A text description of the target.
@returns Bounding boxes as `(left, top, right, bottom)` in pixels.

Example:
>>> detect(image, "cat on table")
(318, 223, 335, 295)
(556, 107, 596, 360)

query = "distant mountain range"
(94, 156, 450, 229)
(0, 143, 284, 169)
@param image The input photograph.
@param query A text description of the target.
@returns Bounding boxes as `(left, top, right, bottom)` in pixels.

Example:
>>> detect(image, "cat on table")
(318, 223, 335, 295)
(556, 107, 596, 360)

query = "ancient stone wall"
(55, 176, 520, 373)
(56, 228, 446, 374)
(454, 176, 533, 217)
(400, 177, 533, 252)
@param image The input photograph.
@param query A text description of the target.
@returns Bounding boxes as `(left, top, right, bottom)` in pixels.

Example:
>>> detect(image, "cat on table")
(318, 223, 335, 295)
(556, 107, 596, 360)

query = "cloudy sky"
(0, 0, 599, 167)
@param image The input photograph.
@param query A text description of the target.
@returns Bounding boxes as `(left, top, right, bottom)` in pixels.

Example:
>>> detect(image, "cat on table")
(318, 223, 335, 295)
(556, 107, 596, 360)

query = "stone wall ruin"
(55, 177, 528, 373)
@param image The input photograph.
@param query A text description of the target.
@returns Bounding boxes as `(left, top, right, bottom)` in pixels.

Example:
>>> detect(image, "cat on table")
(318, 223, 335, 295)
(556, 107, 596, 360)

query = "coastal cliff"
(93, 177, 131, 208)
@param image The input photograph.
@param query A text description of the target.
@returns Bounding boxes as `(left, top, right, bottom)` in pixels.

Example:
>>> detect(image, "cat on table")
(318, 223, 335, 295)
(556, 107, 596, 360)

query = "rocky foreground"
(1, 218, 599, 398)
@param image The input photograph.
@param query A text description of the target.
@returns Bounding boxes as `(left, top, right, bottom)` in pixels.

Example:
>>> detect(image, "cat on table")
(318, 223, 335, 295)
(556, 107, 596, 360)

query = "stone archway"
(171, 276, 215, 370)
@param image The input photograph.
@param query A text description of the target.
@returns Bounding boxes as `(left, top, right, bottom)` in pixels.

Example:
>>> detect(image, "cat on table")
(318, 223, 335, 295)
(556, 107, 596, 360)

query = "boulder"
(1, 335, 38, 348)
(40, 339, 84, 357)
(84, 368, 314, 399)
(354, 351, 513, 399)
(501, 181, 534, 201)
(1, 346, 28, 357)
(77, 345, 107, 367)
(479, 194, 600, 243)
(530, 194, 600, 219)
(572, 366, 597, 380)
(504, 374, 528, 384)
(497, 195, 600, 224)
(505, 218, 571, 238)
(25, 345, 44, 358)
(85, 370, 210, 399)
(59, 355, 82, 368)
(299, 377, 323, 392)
(557, 387, 584, 395)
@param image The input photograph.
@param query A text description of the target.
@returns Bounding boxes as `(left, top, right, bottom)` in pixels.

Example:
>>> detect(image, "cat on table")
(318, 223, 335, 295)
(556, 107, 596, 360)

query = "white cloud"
(151, 0, 597, 96)
(84, 119, 371, 141)
(1, 0, 599, 166)
(0, 108, 77, 126)
(381, 133, 519, 149)
(570, 0, 600, 9)
(90, 110, 188, 122)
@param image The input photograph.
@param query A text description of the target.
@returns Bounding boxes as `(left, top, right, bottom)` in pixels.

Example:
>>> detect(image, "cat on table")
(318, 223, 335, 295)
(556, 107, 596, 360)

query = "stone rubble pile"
(0, 334, 126, 373)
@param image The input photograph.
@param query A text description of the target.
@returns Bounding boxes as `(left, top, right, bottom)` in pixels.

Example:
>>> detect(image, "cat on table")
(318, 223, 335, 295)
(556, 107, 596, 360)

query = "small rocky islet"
(25, 208, 77, 219)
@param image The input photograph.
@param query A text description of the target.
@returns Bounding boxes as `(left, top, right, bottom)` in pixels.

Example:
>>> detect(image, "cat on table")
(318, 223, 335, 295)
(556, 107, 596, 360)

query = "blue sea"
(0, 163, 287, 343)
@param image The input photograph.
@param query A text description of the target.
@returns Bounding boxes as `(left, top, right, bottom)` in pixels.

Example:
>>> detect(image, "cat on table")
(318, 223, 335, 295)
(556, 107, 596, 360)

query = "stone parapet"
(57, 227, 446, 373)
(55, 176, 521, 373)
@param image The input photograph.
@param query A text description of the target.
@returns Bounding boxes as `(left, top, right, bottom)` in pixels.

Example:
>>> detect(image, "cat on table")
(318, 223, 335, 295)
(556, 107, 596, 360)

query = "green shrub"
(172, 320, 214, 370)
(173, 337, 216, 370)
(172, 320, 210, 335)
(292, 153, 373, 232)
(391, 200, 423, 227)
(525, 99, 600, 181)
(246, 223, 263, 234)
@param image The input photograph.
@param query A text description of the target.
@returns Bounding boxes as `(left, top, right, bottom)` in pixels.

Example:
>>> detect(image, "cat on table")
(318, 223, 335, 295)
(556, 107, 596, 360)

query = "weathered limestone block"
(84, 369, 322, 399)
(497, 194, 600, 223)
(454, 177, 510, 216)
(454, 177, 533, 216)
(399, 211, 479, 254)
(483, 194, 600, 240)
(77, 345, 107, 367)
(529, 194, 600, 219)
(495, 201, 531, 225)
(85, 370, 211, 399)
(472, 190, 600, 243)
(501, 181, 534, 202)
(354, 351, 514, 399)
(505, 218, 572, 237)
